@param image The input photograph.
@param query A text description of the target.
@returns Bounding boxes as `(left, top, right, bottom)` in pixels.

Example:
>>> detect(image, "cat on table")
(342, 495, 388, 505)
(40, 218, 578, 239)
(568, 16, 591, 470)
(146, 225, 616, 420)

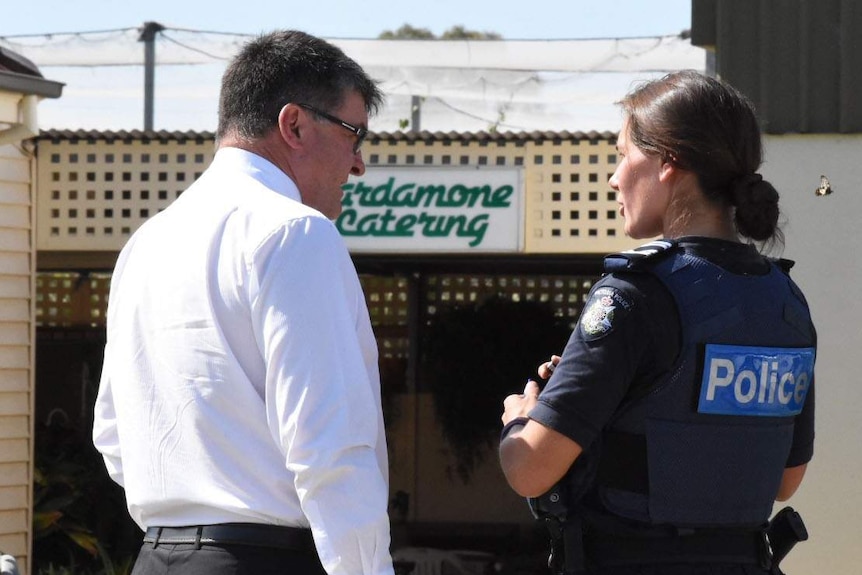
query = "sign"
(698, 344, 815, 417)
(337, 167, 523, 253)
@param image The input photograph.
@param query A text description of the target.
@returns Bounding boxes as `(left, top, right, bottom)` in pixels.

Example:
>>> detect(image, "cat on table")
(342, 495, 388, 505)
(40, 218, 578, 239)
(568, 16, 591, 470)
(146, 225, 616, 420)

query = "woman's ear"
(658, 158, 678, 183)
(278, 103, 302, 150)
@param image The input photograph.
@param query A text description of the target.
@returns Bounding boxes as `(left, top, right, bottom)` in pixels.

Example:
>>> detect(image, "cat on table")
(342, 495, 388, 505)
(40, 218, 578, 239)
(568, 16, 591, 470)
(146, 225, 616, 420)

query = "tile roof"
(36, 128, 616, 142)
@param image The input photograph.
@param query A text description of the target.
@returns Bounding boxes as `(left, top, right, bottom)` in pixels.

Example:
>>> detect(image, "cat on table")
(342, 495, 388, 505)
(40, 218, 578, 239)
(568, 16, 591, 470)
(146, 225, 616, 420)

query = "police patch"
(698, 344, 815, 417)
(580, 287, 632, 340)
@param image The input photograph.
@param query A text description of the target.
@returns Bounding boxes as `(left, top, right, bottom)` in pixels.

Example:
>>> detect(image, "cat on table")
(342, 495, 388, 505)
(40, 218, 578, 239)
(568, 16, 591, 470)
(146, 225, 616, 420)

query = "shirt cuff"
(500, 417, 530, 441)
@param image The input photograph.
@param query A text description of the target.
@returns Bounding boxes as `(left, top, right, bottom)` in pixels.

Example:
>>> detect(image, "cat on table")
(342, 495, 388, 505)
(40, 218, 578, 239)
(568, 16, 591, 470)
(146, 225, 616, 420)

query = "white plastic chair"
(392, 547, 490, 575)
(0, 554, 19, 575)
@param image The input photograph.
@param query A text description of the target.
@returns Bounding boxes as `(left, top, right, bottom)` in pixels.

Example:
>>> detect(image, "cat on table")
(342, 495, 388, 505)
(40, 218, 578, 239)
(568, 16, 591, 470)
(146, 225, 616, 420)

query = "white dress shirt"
(93, 147, 394, 575)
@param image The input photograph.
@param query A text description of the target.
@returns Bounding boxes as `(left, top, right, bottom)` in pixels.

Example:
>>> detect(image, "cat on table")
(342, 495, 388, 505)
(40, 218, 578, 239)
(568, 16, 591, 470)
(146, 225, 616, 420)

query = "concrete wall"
(760, 134, 862, 573)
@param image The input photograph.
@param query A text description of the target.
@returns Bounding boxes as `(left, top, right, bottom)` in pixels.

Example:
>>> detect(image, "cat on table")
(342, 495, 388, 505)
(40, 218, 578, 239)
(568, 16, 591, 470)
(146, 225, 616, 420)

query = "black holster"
(766, 506, 808, 575)
(544, 515, 584, 575)
(529, 480, 587, 575)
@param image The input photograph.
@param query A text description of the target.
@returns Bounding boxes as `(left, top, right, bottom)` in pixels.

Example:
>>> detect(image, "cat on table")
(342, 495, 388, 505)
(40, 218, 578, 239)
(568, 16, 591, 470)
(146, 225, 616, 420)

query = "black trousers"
(131, 542, 328, 575)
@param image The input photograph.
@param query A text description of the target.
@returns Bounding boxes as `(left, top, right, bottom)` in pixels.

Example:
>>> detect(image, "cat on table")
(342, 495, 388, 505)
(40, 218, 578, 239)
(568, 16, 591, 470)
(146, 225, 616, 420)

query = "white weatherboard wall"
(0, 140, 34, 575)
(760, 135, 862, 573)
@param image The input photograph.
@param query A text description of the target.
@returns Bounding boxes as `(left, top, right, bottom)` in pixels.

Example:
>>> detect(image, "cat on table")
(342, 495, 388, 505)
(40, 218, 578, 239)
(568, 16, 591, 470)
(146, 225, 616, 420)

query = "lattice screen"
(361, 275, 410, 360)
(35, 272, 111, 327)
(35, 271, 417, 338)
(35, 132, 634, 255)
(36, 138, 215, 250)
(524, 138, 622, 251)
(425, 274, 595, 329)
(36, 271, 597, 332)
(363, 135, 630, 254)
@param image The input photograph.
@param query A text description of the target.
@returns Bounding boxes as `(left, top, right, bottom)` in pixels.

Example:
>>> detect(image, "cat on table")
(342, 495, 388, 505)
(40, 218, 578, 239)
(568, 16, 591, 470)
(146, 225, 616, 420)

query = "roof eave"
(0, 70, 64, 99)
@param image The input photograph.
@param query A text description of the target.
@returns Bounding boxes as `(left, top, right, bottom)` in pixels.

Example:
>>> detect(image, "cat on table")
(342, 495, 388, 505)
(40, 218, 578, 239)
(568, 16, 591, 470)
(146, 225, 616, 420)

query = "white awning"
(0, 29, 706, 133)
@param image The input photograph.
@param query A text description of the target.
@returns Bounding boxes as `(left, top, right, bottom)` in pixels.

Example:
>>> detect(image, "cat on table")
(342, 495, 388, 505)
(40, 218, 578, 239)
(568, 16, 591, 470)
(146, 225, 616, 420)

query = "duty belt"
(584, 527, 770, 568)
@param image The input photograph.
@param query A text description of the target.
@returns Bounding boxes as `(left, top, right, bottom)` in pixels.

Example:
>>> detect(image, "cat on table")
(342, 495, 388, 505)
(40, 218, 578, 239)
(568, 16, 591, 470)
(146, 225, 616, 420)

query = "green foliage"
(488, 106, 507, 133)
(440, 25, 502, 40)
(34, 451, 104, 561)
(421, 296, 572, 482)
(33, 422, 137, 575)
(379, 24, 435, 39)
(37, 566, 77, 575)
(36, 549, 134, 575)
(379, 24, 502, 40)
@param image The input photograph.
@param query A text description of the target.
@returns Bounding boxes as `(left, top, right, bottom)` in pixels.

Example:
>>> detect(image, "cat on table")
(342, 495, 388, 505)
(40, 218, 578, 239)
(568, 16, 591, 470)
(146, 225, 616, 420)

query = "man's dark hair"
(217, 30, 383, 141)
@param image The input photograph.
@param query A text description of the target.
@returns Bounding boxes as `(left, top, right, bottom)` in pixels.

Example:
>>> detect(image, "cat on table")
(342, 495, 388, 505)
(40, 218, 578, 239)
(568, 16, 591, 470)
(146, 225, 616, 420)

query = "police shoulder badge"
(580, 287, 632, 340)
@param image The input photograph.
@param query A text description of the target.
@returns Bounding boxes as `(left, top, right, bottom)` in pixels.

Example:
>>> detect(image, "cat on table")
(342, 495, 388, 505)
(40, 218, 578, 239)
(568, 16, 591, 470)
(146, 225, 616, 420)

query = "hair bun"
(730, 173, 763, 206)
(731, 172, 780, 242)
(738, 173, 763, 186)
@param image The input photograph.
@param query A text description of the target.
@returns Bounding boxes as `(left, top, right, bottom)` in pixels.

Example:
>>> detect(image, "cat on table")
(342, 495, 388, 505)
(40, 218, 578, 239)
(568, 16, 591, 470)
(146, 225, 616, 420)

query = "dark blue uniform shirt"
(531, 237, 815, 472)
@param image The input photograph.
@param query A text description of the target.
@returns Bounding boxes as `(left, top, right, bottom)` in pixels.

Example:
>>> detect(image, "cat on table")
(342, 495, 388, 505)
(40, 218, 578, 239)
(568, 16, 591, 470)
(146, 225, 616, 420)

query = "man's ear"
(278, 104, 302, 150)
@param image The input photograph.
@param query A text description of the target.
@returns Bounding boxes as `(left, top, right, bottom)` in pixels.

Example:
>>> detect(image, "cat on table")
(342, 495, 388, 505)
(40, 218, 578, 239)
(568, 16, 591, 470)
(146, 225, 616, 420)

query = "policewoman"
(499, 70, 816, 575)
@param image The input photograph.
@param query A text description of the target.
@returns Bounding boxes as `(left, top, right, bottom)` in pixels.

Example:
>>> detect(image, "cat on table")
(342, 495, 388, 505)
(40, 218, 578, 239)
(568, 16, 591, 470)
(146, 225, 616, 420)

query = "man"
(92, 30, 393, 575)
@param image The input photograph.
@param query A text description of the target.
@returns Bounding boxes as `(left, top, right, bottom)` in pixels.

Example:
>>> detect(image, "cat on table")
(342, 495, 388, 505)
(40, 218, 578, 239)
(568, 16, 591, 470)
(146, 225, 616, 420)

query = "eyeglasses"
(298, 103, 368, 154)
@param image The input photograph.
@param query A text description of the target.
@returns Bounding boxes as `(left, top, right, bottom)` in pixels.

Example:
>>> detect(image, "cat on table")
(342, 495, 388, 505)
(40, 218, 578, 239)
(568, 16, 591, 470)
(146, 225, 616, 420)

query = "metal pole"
(406, 272, 421, 521)
(410, 95, 421, 133)
(138, 22, 165, 131)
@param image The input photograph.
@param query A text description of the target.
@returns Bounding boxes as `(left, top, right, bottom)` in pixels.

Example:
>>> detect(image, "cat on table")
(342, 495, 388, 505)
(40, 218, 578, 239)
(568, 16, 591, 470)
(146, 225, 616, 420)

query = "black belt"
(585, 528, 769, 567)
(144, 523, 315, 552)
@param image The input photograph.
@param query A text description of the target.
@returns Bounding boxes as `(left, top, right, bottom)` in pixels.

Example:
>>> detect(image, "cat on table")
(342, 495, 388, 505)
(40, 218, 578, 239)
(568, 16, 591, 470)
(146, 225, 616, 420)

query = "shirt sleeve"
(92, 245, 135, 488)
(529, 272, 680, 450)
(91, 346, 126, 487)
(250, 216, 393, 575)
(787, 374, 815, 467)
(785, 281, 817, 468)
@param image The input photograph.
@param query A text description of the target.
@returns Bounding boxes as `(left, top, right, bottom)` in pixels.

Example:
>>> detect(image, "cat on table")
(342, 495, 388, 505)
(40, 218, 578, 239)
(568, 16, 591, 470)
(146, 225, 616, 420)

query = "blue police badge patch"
(580, 287, 632, 340)
(698, 344, 815, 417)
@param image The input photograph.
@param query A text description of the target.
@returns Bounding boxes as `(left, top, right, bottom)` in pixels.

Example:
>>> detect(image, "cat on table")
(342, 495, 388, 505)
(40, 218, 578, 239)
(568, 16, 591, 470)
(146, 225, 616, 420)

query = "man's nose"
(351, 151, 366, 176)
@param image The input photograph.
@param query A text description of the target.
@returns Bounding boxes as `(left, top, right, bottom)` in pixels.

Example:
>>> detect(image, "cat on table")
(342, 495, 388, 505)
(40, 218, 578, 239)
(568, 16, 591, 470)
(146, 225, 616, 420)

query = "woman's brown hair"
(619, 70, 781, 244)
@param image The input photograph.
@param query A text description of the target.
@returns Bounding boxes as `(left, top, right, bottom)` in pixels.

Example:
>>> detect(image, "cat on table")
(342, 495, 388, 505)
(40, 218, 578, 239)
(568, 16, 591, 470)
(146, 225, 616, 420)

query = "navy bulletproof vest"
(595, 241, 816, 528)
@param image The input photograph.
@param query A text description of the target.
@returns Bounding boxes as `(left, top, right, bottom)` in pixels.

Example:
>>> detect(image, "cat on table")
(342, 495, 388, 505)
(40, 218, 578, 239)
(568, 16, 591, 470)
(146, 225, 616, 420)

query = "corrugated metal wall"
(692, 0, 862, 133)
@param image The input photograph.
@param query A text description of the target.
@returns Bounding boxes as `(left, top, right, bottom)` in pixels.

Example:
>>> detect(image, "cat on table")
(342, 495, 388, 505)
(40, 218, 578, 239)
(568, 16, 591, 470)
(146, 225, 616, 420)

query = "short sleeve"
(786, 375, 815, 467)
(529, 272, 680, 449)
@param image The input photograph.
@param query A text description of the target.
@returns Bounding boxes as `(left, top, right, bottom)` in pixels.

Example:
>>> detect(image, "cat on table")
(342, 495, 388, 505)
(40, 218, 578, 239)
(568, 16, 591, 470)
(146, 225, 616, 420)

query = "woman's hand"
(501, 380, 541, 426)
(499, 376, 582, 497)
(537, 354, 561, 380)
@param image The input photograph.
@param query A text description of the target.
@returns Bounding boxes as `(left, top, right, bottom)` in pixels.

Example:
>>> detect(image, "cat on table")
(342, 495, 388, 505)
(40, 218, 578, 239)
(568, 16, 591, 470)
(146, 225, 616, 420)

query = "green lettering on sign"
(338, 177, 514, 248)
